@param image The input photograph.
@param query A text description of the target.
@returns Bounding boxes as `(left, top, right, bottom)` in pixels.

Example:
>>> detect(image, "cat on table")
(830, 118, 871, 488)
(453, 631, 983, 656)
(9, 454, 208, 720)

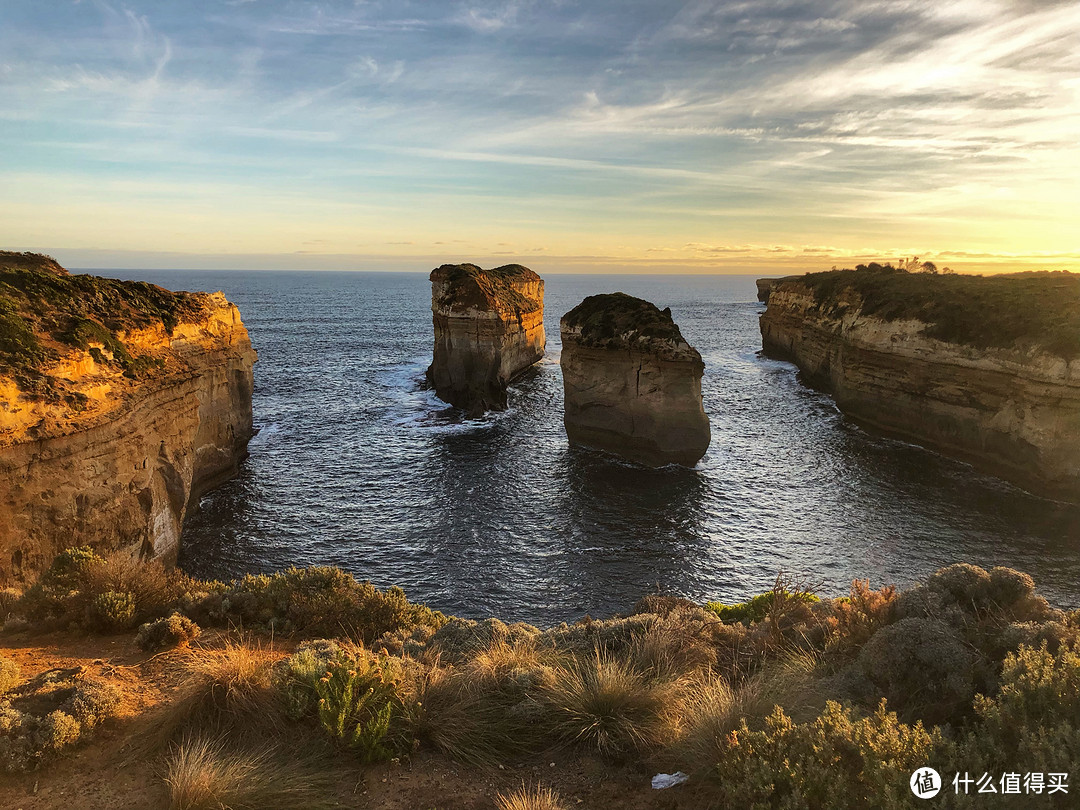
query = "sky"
(1, 0, 1078, 274)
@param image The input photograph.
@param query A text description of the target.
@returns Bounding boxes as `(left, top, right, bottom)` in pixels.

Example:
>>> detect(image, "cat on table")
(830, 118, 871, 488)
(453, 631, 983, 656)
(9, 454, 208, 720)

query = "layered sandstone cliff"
(427, 263, 545, 416)
(760, 269, 1080, 500)
(561, 293, 711, 467)
(0, 252, 256, 584)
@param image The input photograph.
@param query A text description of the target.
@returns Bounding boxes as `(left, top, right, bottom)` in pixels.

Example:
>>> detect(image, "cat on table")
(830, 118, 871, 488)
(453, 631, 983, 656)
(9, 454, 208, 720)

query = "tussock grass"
(141, 641, 282, 751)
(673, 649, 824, 774)
(545, 649, 680, 756)
(495, 783, 566, 810)
(163, 736, 339, 810)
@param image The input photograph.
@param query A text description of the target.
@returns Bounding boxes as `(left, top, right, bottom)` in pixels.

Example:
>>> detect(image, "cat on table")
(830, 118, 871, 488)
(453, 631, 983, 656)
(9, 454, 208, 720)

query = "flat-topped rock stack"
(427, 263, 546, 416)
(560, 293, 711, 466)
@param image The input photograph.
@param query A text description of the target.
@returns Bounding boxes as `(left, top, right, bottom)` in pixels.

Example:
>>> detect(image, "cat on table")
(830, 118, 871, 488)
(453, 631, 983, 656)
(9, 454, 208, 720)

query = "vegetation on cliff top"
(430, 262, 543, 314)
(562, 292, 699, 360)
(4, 552, 1078, 807)
(787, 266, 1080, 359)
(0, 251, 209, 398)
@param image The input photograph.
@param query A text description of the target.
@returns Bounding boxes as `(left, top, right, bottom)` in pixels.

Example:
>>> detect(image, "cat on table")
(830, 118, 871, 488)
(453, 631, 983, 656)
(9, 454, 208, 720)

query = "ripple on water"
(109, 269, 1080, 625)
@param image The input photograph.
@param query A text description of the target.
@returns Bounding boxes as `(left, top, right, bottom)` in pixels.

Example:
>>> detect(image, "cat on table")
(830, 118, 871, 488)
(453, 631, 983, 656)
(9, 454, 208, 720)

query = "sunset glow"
(2, 1, 1078, 273)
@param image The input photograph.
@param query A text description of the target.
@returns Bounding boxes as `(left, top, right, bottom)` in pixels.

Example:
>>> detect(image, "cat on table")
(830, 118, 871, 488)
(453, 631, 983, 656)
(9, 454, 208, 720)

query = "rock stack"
(560, 293, 710, 466)
(427, 263, 545, 416)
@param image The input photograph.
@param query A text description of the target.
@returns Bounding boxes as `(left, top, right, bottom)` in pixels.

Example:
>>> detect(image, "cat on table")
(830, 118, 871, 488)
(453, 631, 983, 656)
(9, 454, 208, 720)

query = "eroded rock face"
(760, 275, 1080, 500)
(756, 277, 782, 303)
(427, 263, 545, 416)
(560, 293, 710, 466)
(0, 255, 256, 583)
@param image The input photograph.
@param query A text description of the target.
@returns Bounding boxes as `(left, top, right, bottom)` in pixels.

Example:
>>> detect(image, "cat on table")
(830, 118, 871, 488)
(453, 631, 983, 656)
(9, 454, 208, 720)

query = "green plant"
(313, 652, 402, 763)
(713, 700, 942, 809)
(706, 574, 820, 628)
(88, 590, 137, 631)
(946, 642, 1080, 801)
(136, 613, 202, 651)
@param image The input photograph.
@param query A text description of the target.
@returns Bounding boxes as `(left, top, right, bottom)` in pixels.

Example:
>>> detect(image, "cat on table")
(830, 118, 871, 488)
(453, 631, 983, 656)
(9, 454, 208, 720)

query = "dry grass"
(495, 783, 566, 810)
(163, 736, 338, 810)
(139, 640, 282, 751)
(672, 649, 824, 773)
(545, 649, 680, 756)
(627, 619, 717, 680)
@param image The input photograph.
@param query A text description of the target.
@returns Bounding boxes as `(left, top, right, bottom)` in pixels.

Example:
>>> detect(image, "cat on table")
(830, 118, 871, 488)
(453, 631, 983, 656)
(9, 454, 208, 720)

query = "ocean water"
(116, 270, 1080, 624)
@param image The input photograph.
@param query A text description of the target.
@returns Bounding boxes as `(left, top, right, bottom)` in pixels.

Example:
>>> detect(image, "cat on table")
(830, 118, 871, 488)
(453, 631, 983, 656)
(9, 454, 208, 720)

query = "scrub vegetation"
(0, 251, 206, 397)
(786, 265, 1080, 359)
(2, 554, 1078, 808)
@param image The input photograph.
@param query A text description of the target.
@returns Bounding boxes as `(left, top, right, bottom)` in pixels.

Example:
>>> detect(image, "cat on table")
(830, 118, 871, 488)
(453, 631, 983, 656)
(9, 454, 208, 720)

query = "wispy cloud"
(0, 0, 1076, 271)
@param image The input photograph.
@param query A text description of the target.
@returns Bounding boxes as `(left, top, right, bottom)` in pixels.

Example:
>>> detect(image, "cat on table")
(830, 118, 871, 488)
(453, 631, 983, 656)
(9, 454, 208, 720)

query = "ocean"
(115, 270, 1080, 624)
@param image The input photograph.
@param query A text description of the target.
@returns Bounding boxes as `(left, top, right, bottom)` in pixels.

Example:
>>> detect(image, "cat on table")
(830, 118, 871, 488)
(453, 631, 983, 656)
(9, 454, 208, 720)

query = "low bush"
(0, 657, 19, 694)
(945, 642, 1080, 807)
(712, 700, 942, 810)
(0, 670, 121, 771)
(136, 613, 202, 651)
(189, 566, 447, 642)
(15, 547, 190, 631)
(853, 617, 983, 725)
(88, 590, 137, 631)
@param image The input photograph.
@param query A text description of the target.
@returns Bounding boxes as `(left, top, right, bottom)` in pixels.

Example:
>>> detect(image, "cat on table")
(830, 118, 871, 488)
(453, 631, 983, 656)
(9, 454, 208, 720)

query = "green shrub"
(315, 655, 400, 762)
(713, 700, 942, 809)
(945, 643, 1080, 802)
(0, 674, 121, 771)
(88, 590, 137, 631)
(193, 567, 446, 642)
(278, 641, 407, 763)
(136, 613, 202, 651)
(705, 576, 820, 627)
(853, 617, 982, 725)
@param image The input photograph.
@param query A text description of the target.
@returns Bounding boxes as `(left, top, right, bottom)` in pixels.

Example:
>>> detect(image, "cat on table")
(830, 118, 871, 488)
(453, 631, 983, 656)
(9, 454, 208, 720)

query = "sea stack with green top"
(427, 263, 545, 416)
(560, 293, 710, 466)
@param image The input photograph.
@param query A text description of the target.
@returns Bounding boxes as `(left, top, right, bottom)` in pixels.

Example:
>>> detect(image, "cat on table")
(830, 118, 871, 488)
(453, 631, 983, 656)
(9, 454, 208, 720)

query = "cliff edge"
(561, 293, 711, 466)
(426, 263, 545, 416)
(760, 267, 1080, 499)
(0, 252, 257, 583)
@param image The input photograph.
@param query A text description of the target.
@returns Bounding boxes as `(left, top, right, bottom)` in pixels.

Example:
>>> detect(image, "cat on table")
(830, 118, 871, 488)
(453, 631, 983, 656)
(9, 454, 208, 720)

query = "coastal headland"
(0, 252, 256, 584)
(760, 267, 1080, 500)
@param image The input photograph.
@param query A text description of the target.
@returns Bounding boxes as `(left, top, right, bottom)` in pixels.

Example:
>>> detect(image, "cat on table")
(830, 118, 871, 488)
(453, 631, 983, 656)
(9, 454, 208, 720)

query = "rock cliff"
(760, 269, 1080, 500)
(427, 263, 545, 416)
(0, 252, 256, 584)
(560, 293, 711, 466)
(756, 277, 783, 303)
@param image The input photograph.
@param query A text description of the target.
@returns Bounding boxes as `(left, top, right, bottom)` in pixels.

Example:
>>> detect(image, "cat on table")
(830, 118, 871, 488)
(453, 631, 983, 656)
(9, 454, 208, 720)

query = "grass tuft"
(163, 736, 339, 810)
(495, 783, 566, 810)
